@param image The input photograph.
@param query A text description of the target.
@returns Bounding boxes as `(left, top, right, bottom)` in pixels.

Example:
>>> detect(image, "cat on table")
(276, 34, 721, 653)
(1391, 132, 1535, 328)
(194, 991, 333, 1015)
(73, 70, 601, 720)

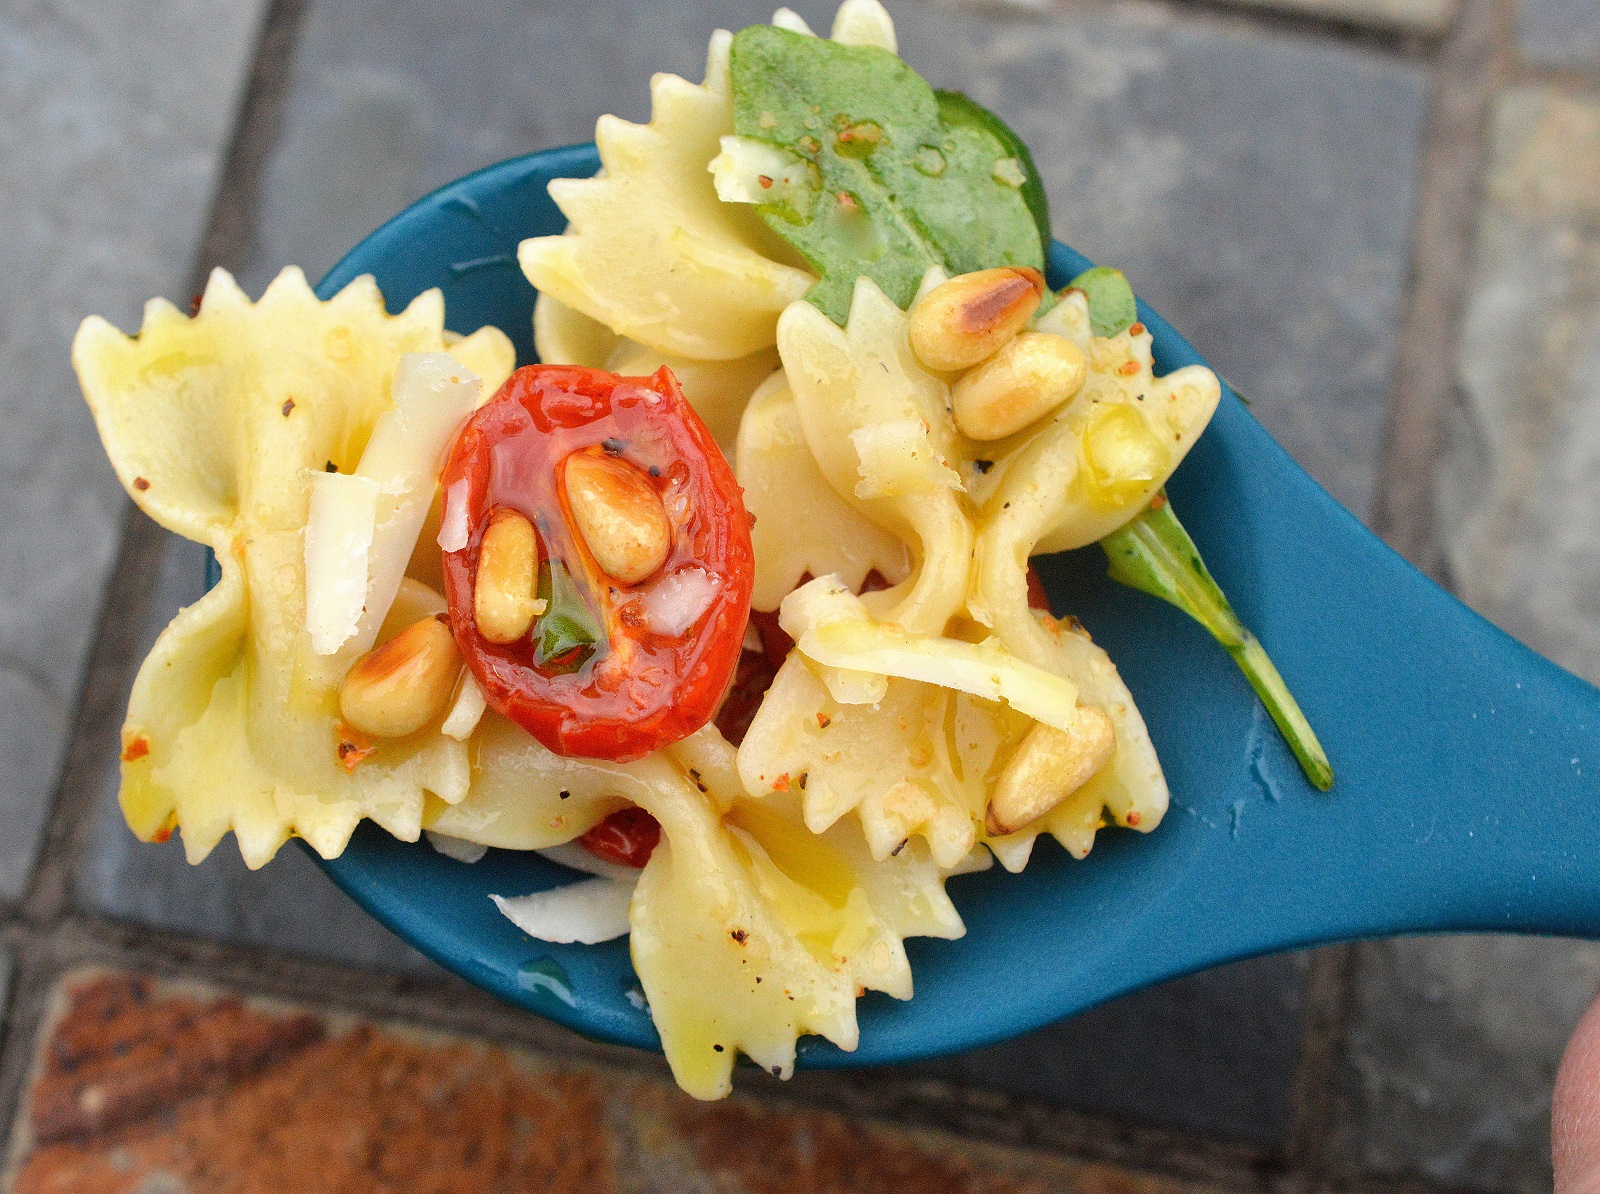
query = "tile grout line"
(1370, 0, 1514, 571)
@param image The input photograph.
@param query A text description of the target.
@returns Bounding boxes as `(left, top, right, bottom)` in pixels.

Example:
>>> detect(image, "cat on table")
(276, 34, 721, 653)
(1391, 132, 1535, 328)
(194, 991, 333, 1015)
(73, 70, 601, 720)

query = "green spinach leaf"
(1068, 266, 1138, 338)
(730, 26, 1044, 323)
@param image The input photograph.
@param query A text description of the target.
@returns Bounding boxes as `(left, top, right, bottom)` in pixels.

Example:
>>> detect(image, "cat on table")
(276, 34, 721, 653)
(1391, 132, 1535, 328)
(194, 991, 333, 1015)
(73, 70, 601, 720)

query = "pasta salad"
(73, 0, 1328, 1100)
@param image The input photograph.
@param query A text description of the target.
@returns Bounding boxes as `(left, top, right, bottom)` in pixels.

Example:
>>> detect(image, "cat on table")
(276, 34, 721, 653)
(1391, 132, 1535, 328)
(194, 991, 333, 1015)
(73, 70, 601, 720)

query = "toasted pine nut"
(908, 267, 1045, 372)
(565, 452, 672, 585)
(475, 508, 545, 644)
(339, 616, 463, 738)
(952, 331, 1087, 441)
(985, 707, 1115, 836)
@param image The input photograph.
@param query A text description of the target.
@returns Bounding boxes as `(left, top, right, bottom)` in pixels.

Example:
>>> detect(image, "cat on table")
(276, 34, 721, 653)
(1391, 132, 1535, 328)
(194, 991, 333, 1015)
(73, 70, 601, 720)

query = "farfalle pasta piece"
(519, 31, 813, 361)
(75, 266, 514, 866)
(735, 372, 908, 610)
(776, 278, 971, 634)
(975, 290, 1221, 555)
(532, 293, 780, 457)
(421, 717, 963, 1100)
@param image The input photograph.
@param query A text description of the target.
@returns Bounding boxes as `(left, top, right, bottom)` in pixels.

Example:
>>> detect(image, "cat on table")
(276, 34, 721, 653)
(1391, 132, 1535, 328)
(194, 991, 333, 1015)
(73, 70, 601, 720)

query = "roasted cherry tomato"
(578, 807, 661, 869)
(441, 365, 754, 761)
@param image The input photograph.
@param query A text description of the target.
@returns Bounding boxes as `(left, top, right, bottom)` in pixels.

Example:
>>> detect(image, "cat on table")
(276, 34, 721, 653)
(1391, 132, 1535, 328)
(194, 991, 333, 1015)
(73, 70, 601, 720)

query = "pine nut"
(985, 707, 1115, 836)
(475, 507, 545, 644)
(565, 452, 672, 585)
(952, 331, 1087, 441)
(908, 266, 1045, 372)
(339, 615, 462, 738)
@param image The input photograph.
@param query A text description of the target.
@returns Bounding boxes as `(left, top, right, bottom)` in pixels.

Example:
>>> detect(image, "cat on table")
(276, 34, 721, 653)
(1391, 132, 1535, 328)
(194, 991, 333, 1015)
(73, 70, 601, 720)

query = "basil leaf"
(934, 89, 1050, 255)
(730, 25, 1044, 323)
(535, 559, 604, 670)
(1068, 266, 1137, 338)
(1101, 493, 1334, 791)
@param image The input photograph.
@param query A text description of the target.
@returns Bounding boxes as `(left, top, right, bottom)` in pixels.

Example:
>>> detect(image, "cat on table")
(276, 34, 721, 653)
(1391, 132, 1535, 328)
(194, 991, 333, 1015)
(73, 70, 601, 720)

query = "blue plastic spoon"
(305, 143, 1600, 1068)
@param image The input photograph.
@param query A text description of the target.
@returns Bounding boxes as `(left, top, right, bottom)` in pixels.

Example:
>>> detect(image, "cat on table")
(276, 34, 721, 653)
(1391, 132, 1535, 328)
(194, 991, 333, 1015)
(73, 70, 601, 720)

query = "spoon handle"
(1168, 404, 1600, 955)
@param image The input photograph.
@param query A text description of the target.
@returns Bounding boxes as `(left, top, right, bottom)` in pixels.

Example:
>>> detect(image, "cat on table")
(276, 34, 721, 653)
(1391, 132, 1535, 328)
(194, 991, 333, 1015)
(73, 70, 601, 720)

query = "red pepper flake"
(1118, 360, 1140, 376)
(1126, 810, 1143, 827)
(335, 721, 375, 772)
(132, 477, 150, 492)
(190, 293, 204, 316)
(281, 398, 296, 417)
(1150, 492, 1167, 511)
(758, 175, 774, 189)
(730, 928, 748, 944)
(1129, 322, 1145, 336)
(816, 712, 831, 729)
(150, 813, 177, 844)
(838, 191, 859, 214)
(772, 773, 791, 792)
(120, 734, 150, 763)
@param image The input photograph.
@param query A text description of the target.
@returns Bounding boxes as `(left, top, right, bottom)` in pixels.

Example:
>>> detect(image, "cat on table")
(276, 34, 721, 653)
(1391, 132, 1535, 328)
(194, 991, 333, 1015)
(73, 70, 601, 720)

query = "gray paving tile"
(1516, 0, 1600, 69)
(1335, 935, 1599, 1193)
(910, 952, 1311, 1145)
(245, 0, 1427, 521)
(71, 529, 439, 976)
(0, 0, 265, 901)
(1439, 87, 1600, 685)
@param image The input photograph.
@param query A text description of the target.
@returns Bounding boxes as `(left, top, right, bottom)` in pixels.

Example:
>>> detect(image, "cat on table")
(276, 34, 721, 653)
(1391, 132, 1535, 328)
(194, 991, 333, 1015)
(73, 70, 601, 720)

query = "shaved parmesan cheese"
(440, 673, 487, 741)
(780, 577, 1079, 729)
(304, 352, 480, 655)
(770, 7, 816, 36)
(832, 0, 897, 51)
(425, 830, 487, 864)
(304, 472, 381, 654)
(491, 878, 634, 944)
(437, 477, 470, 552)
(641, 566, 720, 636)
(710, 136, 812, 206)
(537, 842, 643, 884)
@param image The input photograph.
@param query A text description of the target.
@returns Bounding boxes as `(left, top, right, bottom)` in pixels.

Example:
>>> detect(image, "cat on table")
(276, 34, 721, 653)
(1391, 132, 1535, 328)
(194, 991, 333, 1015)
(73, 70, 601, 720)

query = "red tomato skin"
(578, 807, 661, 869)
(440, 365, 754, 762)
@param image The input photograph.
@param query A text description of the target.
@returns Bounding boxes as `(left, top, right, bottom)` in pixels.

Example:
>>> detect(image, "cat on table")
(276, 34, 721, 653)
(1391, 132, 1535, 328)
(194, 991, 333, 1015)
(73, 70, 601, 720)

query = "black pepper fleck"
(325, 461, 338, 473)
(559, 790, 571, 800)
(973, 459, 993, 474)
(601, 437, 626, 455)
(281, 398, 296, 417)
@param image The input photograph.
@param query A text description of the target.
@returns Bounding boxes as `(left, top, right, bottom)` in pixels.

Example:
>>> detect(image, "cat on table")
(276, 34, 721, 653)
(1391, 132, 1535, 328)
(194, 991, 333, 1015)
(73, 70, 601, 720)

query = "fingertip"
(1554, 987, 1600, 1192)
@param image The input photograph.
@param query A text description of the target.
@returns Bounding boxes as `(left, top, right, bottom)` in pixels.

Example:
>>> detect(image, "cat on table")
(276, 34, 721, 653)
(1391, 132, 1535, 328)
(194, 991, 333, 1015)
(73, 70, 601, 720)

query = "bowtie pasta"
(74, 0, 1331, 1102)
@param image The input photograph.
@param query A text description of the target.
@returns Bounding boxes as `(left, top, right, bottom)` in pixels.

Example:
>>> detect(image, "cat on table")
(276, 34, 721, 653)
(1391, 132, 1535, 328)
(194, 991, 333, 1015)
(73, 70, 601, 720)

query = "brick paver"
(4, 971, 1210, 1194)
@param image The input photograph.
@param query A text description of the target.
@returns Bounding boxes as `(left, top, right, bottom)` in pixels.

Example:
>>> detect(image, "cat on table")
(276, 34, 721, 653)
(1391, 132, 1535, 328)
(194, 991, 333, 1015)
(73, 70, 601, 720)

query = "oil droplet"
(1246, 703, 1287, 803)
(517, 957, 576, 1007)
(912, 146, 946, 177)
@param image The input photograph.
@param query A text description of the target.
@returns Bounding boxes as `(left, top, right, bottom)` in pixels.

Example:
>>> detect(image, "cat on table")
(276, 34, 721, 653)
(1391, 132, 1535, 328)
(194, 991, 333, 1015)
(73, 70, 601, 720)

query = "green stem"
(1101, 494, 1333, 791)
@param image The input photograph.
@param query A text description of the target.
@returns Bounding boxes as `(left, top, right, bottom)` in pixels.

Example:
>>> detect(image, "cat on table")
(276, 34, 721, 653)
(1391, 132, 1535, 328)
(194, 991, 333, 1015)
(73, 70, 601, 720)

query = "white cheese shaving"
(491, 878, 635, 944)
(304, 352, 480, 655)
(437, 477, 470, 552)
(641, 566, 721, 637)
(304, 472, 381, 655)
(537, 842, 643, 884)
(710, 136, 813, 206)
(779, 577, 1080, 728)
(440, 673, 487, 741)
(425, 830, 487, 864)
(831, 0, 897, 51)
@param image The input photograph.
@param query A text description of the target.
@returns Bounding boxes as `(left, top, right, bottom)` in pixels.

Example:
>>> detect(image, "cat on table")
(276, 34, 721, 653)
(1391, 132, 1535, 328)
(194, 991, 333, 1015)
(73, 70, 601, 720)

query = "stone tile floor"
(4, 0, 1600, 1190)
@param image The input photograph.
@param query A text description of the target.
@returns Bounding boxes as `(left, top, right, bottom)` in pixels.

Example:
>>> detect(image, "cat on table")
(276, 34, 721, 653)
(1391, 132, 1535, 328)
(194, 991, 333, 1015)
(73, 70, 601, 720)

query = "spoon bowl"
(311, 143, 1600, 1067)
